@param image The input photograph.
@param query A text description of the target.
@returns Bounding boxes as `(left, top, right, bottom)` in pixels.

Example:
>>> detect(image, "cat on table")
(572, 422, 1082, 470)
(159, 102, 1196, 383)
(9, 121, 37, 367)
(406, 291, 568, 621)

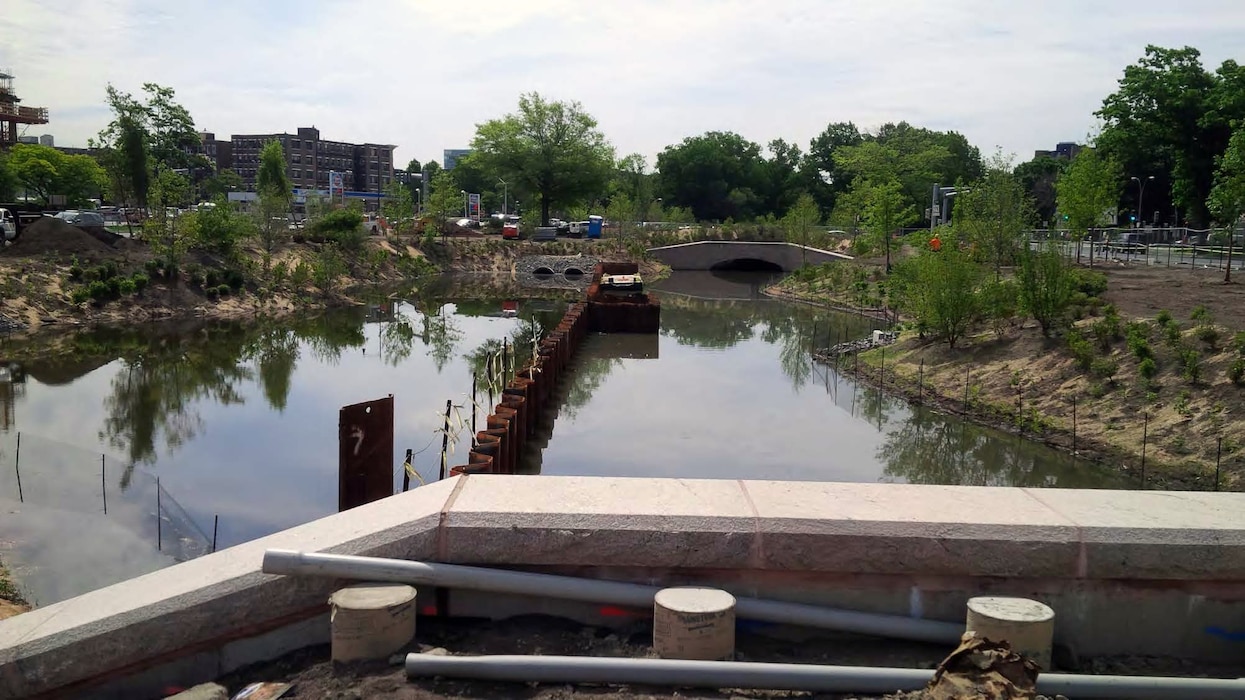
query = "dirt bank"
(803, 264, 1245, 491)
(0, 561, 28, 621)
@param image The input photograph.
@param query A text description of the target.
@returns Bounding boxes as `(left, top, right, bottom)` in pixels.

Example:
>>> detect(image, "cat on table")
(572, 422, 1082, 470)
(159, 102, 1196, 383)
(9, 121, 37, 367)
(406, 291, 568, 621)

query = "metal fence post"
(101, 454, 107, 515)
(1072, 397, 1077, 456)
(212, 515, 219, 553)
(14, 431, 21, 503)
(156, 476, 163, 551)
(880, 347, 885, 386)
(1216, 437, 1222, 492)
(963, 367, 970, 411)
(439, 399, 452, 481)
(918, 359, 924, 404)
(1141, 411, 1149, 488)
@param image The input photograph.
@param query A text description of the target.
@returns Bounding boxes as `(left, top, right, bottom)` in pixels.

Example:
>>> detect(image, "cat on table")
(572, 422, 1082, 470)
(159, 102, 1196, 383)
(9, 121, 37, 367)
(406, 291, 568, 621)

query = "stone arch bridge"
(647, 241, 852, 272)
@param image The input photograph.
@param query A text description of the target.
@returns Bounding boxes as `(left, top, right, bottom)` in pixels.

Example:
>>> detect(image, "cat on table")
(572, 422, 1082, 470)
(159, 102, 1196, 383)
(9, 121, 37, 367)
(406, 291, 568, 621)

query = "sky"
(3, 0, 1244, 169)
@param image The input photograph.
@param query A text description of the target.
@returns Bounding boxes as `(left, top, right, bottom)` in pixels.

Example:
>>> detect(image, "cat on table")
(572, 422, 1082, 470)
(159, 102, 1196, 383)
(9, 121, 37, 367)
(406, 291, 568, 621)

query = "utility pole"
(498, 179, 508, 216)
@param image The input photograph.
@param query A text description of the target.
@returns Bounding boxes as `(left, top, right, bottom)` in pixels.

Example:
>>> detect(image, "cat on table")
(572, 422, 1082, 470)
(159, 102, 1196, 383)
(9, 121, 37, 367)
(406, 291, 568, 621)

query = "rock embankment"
(814, 329, 899, 361)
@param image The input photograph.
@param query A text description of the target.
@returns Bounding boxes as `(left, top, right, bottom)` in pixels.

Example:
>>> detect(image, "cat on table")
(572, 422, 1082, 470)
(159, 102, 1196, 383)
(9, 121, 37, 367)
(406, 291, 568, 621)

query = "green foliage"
(655, 131, 766, 222)
(311, 246, 346, 294)
(1164, 320, 1183, 347)
(5, 143, 108, 206)
(472, 92, 615, 224)
(1055, 146, 1120, 241)
(1127, 322, 1154, 361)
(1196, 324, 1220, 350)
(1233, 331, 1245, 355)
(953, 152, 1031, 276)
(202, 169, 243, 200)
(1230, 358, 1245, 385)
(257, 141, 291, 200)
(1066, 329, 1095, 370)
(68, 263, 84, 281)
(131, 273, 150, 292)
(979, 278, 1020, 338)
(859, 179, 915, 269)
(189, 199, 254, 255)
(70, 288, 89, 305)
(1091, 357, 1119, 380)
(1068, 268, 1108, 297)
(271, 260, 289, 288)
(782, 193, 821, 262)
(290, 260, 312, 289)
(1156, 309, 1174, 326)
(1180, 345, 1202, 383)
(1139, 356, 1158, 380)
(86, 280, 112, 302)
(311, 209, 365, 249)
(1190, 305, 1213, 324)
(118, 278, 137, 295)
(1017, 243, 1074, 336)
(892, 238, 981, 347)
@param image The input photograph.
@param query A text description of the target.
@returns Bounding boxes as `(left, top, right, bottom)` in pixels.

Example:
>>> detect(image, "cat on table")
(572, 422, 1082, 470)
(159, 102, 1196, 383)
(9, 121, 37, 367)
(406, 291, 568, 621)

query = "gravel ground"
(214, 615, 1244, 700)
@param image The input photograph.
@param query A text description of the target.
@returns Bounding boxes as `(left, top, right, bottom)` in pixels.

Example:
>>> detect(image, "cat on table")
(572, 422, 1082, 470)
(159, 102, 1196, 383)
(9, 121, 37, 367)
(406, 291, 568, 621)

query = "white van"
(0, 208, 15, 242)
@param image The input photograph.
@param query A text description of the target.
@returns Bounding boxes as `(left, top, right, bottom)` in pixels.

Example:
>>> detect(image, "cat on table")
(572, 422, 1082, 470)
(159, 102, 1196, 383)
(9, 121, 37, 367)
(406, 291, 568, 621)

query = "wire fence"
(1027, 227, 1245, 271)
(0, 431, 211, 564)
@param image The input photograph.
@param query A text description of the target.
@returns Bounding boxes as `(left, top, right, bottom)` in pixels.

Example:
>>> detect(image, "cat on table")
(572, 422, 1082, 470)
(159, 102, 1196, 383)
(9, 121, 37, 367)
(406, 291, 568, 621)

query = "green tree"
(1017, 243, 1074, 337)
(656, 131, 766, 222)
(144, 169, 192, 271)
(93, 83, 203, 205)
(0, 150, 16, 201)
(614, 153, 654, 220)
(1014, 155, 1068, 226)
(894, 237, 981, 347)
(6, 143, 106, 206)
(763, 138, 805, 217)
(1056, 147, 1120, 263)
(382, 179, 415, 232)
(1097, 46, 1245, 227)
(604, 192, 635, 252)
(954, 153, 1030, 279)
(803, 121, 863, 215)
(423, 170, 461, 242)
(186, 197, 254, 256)
(405, 157, 422, 174)
(782, 193, 820, 268)
(254, 140, 292, 264)
(1209, 124, 1245, 282)
(860, 179, 915, 272)
(471, 92, 615, 225)
(202, 169, 242, 200)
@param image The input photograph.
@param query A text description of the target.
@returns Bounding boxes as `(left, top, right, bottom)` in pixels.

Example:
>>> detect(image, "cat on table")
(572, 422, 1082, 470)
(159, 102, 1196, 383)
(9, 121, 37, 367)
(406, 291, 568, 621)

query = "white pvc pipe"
(405, 654, 1245, 700)
(262, 549, 963, 644)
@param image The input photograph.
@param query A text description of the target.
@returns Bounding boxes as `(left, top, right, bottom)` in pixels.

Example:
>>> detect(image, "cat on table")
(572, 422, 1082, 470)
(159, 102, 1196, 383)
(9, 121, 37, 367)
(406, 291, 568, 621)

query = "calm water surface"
(0, 271, 1126, 604)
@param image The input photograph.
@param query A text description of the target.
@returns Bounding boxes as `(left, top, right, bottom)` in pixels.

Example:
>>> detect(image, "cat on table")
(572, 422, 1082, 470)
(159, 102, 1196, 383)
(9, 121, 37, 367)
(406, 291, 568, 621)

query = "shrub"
(290, 261, 312, 288)
(105, 276, 122, 296)
(271, 260, 289, 287)
(1139, 356, 1158, 380)
(86, 280, 112, 301)
(1190, 305, 1213, 324)
(1069, 268, 1108, 297)
(69, 288, 89, 304)
(1195, 324, 1220, 350)
(203, 269, 222, 289)
(1180, 346, 1202, 383)
(1092, 315, 1121, 351)
(1155, 309, 1174, 327)
(1230, 358, 1245, 386)
(979, 278, 1020, 338)
(67, 263, 83, 281)
(130, 273, 150, 292)
(1090, 357, 1119, 380)
(1164, 322, 1183, 347)
(1126, 324, 1153, 361)
(1066, 329, 1095, 370)
(143, 259, 161, 276)
(205, 286, 219, 299)
(224, 268, 245, 290)
(216, 284, 231, 297)
(118, 278, 137, 295)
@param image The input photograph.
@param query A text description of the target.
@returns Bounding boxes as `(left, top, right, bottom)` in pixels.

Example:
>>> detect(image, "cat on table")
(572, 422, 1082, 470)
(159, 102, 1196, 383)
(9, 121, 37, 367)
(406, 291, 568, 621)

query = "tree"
(1015, 155, 1068, 225)
(1016, 243, 1074, 336)
(93, 83, 203, 206)
(144, 169, 192, 271)
(604, 192, 635, 252)
(471, 92, 615, 225)
(0, 150, 16, 201)
(202, 169, 242, 200)
(614, 153, 654, 220)
(382, 179, 415, 232)
(860, 179, 914, 272)
(954, 152, 1030, 279)
(423, 170, 461, 242)
(405, 158, 422, 174)
(186, 197, 254, 257)
(254, 140, 292, 264)
(1056, 147, 1120, 263)
(803, 121, 863, 215)
(782, 193, 820, 268)
(656, 131, 766, 222)
(6, 143, 106, 206)
(1209, 124, 1245, 282)
(1097, 46, 1245, 227)
(762, 138, 804, 217)
(894, 237, 981, 347)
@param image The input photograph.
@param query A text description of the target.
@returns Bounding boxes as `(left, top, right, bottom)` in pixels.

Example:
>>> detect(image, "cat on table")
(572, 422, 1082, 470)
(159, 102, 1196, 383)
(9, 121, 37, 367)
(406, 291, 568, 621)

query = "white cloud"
(3, 0, 1245, 166)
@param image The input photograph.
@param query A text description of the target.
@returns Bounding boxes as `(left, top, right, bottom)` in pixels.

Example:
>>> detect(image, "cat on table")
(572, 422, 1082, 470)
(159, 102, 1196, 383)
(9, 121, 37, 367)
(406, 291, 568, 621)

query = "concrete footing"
(4, 477, 1245, 698)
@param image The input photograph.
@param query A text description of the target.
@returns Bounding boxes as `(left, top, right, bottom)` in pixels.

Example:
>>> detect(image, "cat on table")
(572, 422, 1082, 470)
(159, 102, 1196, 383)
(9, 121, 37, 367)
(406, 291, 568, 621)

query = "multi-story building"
(443, 148, 472, 170)
(1033, 142, 1082, 160)
(229, 127, 394, 195)
(199, 132, 233, 171)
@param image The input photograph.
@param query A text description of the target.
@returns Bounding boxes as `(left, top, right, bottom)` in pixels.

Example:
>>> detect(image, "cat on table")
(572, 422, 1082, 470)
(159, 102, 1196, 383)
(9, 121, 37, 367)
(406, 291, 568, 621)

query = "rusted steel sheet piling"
(453, 263, 660, 475)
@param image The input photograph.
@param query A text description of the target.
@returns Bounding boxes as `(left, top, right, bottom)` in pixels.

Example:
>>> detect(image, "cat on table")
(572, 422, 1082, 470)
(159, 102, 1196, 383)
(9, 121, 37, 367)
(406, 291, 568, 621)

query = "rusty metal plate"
(338, 395, 394, 511)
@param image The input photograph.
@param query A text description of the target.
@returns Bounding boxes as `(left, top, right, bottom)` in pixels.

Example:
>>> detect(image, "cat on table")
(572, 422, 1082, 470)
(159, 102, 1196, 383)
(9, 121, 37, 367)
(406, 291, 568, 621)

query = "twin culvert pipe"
(263, 549, 1245, 699)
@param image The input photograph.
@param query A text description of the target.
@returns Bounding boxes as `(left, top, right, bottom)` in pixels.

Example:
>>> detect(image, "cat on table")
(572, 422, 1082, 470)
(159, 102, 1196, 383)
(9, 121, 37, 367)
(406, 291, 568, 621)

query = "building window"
(293, 169, 301, 179)
(292, 139, 301, 150)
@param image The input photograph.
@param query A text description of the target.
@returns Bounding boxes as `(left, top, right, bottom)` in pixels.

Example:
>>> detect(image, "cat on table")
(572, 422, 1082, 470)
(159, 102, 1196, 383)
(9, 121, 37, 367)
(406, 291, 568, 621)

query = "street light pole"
(460, 189, 467, 218)
(1131, 175, 1154, 227)
(498, 179, 508, 216)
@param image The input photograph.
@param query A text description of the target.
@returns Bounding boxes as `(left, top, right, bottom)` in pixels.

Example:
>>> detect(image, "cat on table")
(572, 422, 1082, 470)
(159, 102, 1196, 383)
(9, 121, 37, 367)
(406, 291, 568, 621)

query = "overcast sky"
(3, 0, 1244, 169)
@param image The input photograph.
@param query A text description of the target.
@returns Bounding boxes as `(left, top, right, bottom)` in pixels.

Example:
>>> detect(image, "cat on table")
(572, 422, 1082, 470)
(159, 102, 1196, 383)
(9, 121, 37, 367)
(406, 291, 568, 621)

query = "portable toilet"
(587, 215, 603, 239)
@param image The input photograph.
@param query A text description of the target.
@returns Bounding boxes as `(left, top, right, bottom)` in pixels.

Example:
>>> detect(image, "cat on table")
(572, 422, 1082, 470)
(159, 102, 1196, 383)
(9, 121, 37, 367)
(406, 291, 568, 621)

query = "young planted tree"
(861, 179, 914, 272)
(1017, 242, 1074, 336)
(254, 140, 292, 267)
(604, 193, 634, 253)
(954, 153, 1030, 279)
(898, 237, 981, 348)
(423, 170, 461, 243)
(1056, 147, 1120, 264)
(472, 92, 615, 225)
(1209, 125, 1245, 282)
(382, 180, 415, 234)
(782, 193, 820, 268)
(145, 169, 192, 273)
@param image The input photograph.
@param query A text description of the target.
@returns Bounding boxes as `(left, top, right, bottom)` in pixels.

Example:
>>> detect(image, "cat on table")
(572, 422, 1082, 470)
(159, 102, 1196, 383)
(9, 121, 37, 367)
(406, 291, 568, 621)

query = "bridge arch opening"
(563, 267, 585, 278)
(709, 258, 785, 273)
(533, 266, 555, 276)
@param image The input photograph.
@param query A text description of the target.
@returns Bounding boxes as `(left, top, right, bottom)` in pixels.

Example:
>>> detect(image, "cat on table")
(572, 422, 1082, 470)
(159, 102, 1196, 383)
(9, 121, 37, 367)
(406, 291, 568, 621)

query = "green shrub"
(1126, 324, 1153, 361)
(1069, 268, 1108, 297)
(118, 278, 137, 295)
(130, 273, 150, 292)
(290, 261, 312, 288)
(1190, 305, 1213, 324)
(203, 269, 222, 289)
(143, 259, 161, 276)
(1139, 356, 1158, 380)
(1164, 322, 1183, 347)
(223, 269, 245, 290)
(1234, 331, 1245, 355)
(271, 260, 289, 287)
(205, 286, 219, 299)
(86, 280, 112, 301)
(67, 263, 83, 281)
(69, 288, 89, 304)
(1092, 316, 1121, 351)
(1066, 329, 1095, 370)
(1195, 324, 1220, 350)
(216, 284, 231, 297)
(1156, 309, 1174, 327)
(105, 276, 122, 296)
(1180, 346, 1202, 383)
(1090, 357, 1119, 380)
(1230, 358, 1245, 386)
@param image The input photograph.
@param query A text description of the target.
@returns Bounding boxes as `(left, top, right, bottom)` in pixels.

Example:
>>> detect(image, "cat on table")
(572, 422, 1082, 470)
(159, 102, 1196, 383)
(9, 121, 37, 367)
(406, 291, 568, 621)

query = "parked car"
(0, 208, 15, 242)
(502, 223, 520, 239)
(54, 210, 106, 227)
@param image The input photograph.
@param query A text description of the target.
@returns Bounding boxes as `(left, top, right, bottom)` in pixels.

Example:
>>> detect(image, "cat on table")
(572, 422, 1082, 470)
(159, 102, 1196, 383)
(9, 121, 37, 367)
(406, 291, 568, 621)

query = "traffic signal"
(1130, 215, 1137, 222)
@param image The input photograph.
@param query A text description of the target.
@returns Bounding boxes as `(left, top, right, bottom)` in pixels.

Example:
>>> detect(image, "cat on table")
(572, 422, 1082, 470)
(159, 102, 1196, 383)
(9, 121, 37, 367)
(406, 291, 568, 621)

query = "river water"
(0, 271, 1126, 605)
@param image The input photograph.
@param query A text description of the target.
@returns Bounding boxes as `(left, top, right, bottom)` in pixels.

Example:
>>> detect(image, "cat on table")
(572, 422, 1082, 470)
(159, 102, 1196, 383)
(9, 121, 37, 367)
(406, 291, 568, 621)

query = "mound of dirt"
(1, 217, 118, 259)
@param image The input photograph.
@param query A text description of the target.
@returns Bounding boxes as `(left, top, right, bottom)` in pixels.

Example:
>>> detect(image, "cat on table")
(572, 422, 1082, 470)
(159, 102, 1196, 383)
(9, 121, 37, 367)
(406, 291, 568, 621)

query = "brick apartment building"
(220, 127, 394, 194)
